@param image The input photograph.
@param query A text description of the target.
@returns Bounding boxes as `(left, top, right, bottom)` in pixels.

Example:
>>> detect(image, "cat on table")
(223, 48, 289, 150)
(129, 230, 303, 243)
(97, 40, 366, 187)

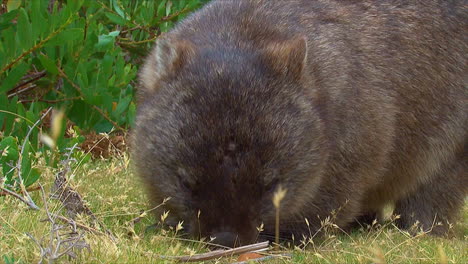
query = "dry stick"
(161, 241, 270, 262)
(38, 183, 90, 262)
(153, 235, 232, 250)
(51, 214, 109, 237)
(0, 185, 39, 209)
(7, 84, 38, 99)
(7, 70, 46, 97)
(0, 185, 40, 196)
(57, 67, 125, 131)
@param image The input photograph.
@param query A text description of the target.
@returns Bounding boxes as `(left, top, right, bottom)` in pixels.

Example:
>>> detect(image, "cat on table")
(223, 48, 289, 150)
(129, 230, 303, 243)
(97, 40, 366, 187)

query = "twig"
(19, 96, 81, 104)
(161, 241, 269, 262)
(160, 8, 189, 22)
(117, 36, 158, 45)
(120, 25, 143, 34)
(7, 84, 38, 98)
(27, 184, 91, 263)
(0, 186, 39, 209)
(0, 185, 40, 196)
(52, 214, 109, 237)
(3, 107, 52, 210)
(7, 70, 46, 96)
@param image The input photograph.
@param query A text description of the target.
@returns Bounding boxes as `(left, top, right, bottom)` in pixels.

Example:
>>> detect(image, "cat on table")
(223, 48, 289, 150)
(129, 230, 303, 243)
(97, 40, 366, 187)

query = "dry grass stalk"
(272, 185, 287, 250)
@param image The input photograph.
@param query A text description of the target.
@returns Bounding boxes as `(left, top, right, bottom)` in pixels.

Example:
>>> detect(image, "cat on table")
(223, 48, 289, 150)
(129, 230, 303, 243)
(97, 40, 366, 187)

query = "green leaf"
(113, 96, 131, 117)
(112, 0, 126, 18)
(0, 9, 19, 31)
(94, 120, 113, 133)
(94, 31, 120, 50)
(24, 168, 40, 187)
(45, 28, 84, 47)
(127, 102, 136, 127)
(0, 62, 30, 94)
(0, 28, 16, 68)
(38, 54, 58, 75)
(178, 0, 186, 9)
(109, 30, 120, 37)
(20, 142, 32, 183)
(16, 8, 33, 50)
(0, 136, 19, 183)
(1, 96, 16, 135)
(105, 12, 127, 25)
(186, 0, 202, 10)
(0, 136, 19, 162)
(157, 0, 167, 17)
(6, 0, 21, 12)
(165, 0, 173, 16)
(67, 0, 84, 12)
(31, 0, 47, 40)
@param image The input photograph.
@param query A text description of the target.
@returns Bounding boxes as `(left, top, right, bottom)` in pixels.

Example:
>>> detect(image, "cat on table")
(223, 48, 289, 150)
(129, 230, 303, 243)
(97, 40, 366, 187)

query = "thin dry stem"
(2, 107, 52, 210)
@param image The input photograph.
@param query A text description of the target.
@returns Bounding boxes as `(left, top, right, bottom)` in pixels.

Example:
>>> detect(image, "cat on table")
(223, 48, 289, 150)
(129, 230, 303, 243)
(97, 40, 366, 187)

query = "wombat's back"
(237, 0, 468, 215)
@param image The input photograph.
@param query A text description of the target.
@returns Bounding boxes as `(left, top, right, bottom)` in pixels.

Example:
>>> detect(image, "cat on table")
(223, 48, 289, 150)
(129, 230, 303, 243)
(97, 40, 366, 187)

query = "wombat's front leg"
(394, 157, 467, 236)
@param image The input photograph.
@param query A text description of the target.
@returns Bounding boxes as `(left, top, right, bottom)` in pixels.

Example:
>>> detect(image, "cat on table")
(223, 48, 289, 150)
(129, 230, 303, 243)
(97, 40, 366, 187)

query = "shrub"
(0, 0, 208, 190)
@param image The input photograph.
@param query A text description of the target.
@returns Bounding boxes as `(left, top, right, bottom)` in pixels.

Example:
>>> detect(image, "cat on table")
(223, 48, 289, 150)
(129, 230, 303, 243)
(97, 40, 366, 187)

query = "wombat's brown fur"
(133, 0, 467, 246)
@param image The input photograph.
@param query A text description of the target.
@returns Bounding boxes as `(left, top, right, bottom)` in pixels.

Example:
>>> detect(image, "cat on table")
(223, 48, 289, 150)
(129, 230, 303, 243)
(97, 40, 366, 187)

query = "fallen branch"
(161, 241, 269, 262)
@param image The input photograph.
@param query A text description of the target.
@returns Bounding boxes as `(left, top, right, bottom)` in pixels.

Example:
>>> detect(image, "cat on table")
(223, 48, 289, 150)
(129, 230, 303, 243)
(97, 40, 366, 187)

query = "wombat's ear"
(263, 35, 307, 79)
(139, 36, 195, 95)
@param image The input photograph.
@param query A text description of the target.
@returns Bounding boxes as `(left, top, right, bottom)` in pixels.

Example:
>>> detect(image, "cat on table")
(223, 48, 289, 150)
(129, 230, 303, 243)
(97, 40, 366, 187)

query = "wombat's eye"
(177, 168, 193, 190)
(265, 178, 279, 193)
(181, 180, 191, 190)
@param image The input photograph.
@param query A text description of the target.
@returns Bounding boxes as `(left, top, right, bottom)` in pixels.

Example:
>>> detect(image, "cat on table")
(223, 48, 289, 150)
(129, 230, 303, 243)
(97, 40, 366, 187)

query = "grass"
(1, 155, 467, 263)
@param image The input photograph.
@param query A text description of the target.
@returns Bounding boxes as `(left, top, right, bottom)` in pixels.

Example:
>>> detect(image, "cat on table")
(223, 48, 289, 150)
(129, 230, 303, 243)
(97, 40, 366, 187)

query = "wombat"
(133, 0, 467, 247)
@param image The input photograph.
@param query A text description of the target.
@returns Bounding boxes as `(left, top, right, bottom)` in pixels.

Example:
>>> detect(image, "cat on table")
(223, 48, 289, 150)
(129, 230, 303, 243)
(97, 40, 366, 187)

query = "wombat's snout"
(210, 229, 260, 247)
(205, 224, 260, 247)
(211, 231, 239, 247)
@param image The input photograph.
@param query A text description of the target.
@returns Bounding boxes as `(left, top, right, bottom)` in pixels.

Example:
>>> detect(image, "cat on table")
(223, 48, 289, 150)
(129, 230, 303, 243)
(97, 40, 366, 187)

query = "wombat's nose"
(211, 231, 239, 247)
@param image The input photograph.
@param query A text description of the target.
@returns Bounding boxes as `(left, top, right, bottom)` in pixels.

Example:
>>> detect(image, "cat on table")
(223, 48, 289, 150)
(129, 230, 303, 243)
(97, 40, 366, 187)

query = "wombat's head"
(133, 34, 327, 247)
